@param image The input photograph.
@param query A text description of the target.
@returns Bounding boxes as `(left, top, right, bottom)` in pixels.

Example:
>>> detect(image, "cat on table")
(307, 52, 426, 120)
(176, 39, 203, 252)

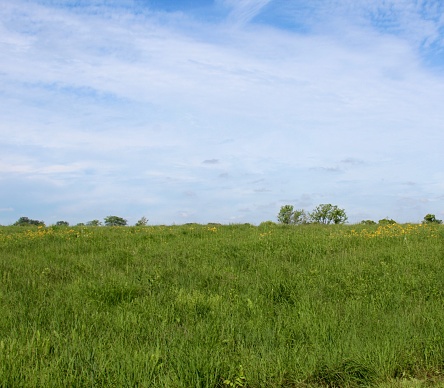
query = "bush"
(259, 221, 277, 228)
(135, 217, 148, 226)
(87, 220, 102, 226)
(378, 218, 397, 225)
(309, 204, 348, 225)
(422, 214, 442, 224)
(104, 216, 127, 227)
(13, 217, 45, 227)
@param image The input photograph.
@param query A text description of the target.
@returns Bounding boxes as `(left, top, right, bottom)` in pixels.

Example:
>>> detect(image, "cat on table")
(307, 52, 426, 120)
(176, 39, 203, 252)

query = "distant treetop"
(13, 217, 45, 227)
(104, 216, 127, 227)
(422, 214, 442, 224)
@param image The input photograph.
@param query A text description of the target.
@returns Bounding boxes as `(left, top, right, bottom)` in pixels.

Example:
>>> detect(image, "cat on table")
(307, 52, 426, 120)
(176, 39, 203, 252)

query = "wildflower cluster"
(343, 223, 440, 239)
(0, 226, 93, 244)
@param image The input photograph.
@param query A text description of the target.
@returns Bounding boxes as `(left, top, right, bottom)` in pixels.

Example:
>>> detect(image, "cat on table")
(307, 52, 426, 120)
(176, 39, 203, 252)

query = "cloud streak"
(0, 0, 443, 225)
(221, 0, 272, 26)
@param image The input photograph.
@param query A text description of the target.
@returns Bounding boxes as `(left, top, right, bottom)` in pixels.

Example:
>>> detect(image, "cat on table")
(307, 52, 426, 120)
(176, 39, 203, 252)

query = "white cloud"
(0, 0, 443, 225)
(220, 0, 272, 26)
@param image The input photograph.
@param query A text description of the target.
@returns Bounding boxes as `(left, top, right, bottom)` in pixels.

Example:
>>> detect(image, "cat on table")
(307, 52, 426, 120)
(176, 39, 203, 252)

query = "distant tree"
(292, 209, 309, 225)
(13, 217, 45, 227)
(86, 220, 102, 226)
(360, 220, 376, 225)
(104, 215, 127, 227)
(135, 216, 148, 226)
(309, 204, 347, 225)
(76, 223, 85, 226)
(55, 221, 69, 226)
(378, 218, 397, 225)
(422, 214, 442, 224)
(277, 205, 294, 224)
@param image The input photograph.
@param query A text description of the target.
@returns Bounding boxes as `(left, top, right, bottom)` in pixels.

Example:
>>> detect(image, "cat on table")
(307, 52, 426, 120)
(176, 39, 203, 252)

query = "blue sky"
(1, 0, 444, 225)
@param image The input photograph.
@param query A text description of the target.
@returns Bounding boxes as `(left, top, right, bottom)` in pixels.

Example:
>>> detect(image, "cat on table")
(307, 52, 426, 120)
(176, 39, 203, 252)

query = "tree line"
(10, 216, 149, 227)
(277, 204, 443, 225)
(5, 209, 443, 227)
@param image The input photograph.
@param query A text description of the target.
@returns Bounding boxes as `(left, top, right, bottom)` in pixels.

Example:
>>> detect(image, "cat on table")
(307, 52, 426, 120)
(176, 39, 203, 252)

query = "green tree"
(378, 218, 396, 225)
(422, 214, 442, 224)
(292, 209, 309, 225)
(104, 216, 127, 227)
(360, 220, 376, 225)
(135, 216, 148, 226)
(309, 204, 347, 225)
(86, 220, 102, 226)
(278, 206, 310, 225)
(13, 217, 45, 227)
(55, 221, 69, 226)
(277, 205, 294, 224)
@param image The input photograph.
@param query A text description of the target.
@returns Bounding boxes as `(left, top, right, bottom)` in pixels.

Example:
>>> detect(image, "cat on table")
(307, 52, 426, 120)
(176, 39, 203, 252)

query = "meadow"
(0, 222, 443, 387)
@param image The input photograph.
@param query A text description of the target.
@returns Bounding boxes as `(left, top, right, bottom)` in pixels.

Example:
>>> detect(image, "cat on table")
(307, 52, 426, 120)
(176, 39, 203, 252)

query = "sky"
(1, 0, 444, 226)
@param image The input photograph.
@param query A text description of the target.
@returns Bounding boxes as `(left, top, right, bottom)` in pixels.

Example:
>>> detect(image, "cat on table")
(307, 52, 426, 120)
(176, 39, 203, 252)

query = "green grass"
(1, 223, 444, 387)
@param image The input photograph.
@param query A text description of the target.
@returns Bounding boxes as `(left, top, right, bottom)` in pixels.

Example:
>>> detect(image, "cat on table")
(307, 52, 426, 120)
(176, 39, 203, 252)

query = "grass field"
(1, 222, 444, 387)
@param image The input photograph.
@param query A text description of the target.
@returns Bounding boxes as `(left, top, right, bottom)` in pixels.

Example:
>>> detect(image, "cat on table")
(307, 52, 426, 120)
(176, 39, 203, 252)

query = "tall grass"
(0, 223, 443, 387)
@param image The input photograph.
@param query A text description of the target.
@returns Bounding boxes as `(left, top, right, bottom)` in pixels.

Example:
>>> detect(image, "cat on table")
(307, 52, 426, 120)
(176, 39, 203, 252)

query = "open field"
(1, 223, 444, 387)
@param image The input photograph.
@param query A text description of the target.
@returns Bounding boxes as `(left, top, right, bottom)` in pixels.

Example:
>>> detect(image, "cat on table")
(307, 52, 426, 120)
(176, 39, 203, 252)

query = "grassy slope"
(0, 223, 443, 387)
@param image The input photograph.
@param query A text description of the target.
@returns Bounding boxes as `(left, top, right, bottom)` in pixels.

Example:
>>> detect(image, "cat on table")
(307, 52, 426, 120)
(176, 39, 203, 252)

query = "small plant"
(308, 359, 377, 387)
(259, 220, 276, 228)
(223, 365, 247, 387)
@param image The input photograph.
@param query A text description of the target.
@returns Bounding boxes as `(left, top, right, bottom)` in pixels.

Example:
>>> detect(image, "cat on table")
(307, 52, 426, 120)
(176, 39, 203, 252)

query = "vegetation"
(278, 204, 347, 225)
(1, 222, 444, 386)
(277, 205, 295, 224)
(86, 219, 102, 227)
(104, 215, 128, 227)
(309, 204, 347, 224)
(135, 216, 149, 226)
(423, 213, 442, 224)
(378, 218, 397, 225)
(360, 219, 377, 225)
(13, 216, 45, 227)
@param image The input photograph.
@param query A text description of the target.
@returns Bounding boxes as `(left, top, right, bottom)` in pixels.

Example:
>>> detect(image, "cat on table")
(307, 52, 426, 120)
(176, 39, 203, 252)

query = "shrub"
(104, 216, 127, 227)
(310, 204, 348, 224)
(13, 217, 45, 227)
(378, 218, 397, 225)
(422, 214, 442, 224)
(135, 217, 148, 226)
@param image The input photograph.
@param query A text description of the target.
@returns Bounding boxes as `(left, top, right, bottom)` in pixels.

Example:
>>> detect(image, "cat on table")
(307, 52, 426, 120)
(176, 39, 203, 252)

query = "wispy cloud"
(220, 0, 272, 26)
(0, 0, 443, 225)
